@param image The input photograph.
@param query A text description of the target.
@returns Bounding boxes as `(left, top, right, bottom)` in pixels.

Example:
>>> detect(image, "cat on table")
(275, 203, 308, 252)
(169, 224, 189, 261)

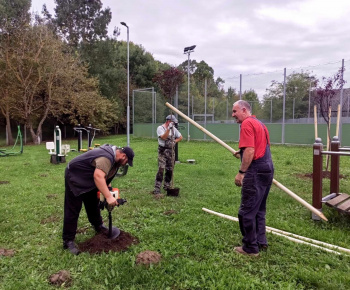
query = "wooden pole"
(166, 102, 328, 221)
(336, 104, 341, 137)
(326, 106, 332, 170)
(314, 105, 318, 140)
(202, 208, 346, 255)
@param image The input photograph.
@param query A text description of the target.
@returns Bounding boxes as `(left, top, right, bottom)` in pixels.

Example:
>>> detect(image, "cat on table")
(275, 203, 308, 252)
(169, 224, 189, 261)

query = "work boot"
(258, 244, 268, 252)
(152, 188, 161, 195)
(94, 224, 109, 234)
(63, 240, 81, 255)
(234, 246, 259, 257)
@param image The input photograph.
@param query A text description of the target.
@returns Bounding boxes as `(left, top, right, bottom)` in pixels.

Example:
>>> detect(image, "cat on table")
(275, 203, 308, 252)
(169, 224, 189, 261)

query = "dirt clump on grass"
(78, 230, 139, 254)
(48, 270, 72, 287)
(153, 193, 165, 200)
(46, 194, 58, 199)
(297, 171, 346, 180)
(164, 209, 177, 215)
(0, 248, 15, 257)
(0, 181, 10, 185)
(40, 215, 60, 224)
(136, 250, 162, 265)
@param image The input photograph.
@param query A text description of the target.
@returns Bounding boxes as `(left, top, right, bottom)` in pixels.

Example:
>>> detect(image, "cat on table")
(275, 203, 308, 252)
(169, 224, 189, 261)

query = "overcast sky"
(30, 0, 350, 95)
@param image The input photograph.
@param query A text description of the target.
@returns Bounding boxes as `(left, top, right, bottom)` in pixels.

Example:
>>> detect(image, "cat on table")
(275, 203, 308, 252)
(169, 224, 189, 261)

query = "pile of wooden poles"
(202, 208, 350, 255)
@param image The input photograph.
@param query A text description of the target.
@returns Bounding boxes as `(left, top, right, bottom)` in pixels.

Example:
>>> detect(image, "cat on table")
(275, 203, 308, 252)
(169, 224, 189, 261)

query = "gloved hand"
(168, 122, 174, 129)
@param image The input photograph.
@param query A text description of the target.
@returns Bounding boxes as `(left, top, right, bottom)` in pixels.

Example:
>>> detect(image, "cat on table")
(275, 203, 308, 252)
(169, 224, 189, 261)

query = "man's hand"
(168, 122, 174, 129)
(234, 173, 244, 187)
(234, 151, 241, 159)
(106, 195, 117, 208)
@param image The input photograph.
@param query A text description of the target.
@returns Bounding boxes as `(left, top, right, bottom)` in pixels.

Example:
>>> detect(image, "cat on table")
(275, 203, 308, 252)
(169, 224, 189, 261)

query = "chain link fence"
(133, 59, 350, 146)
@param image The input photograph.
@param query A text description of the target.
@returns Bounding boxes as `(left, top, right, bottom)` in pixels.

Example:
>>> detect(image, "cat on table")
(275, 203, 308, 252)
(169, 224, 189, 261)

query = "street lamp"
(121, 21, 130, 147)
(184, 45, 196, 141)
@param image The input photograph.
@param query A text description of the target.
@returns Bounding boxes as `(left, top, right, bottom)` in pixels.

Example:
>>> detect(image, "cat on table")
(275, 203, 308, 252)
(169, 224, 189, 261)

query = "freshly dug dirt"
(0, 181, 10, 185)
(0, 248, 15, 257)
(48, 270, 72, 287)
(78, 230, 139, 254)
(136, 250, 162, 265)
(297, 171, 346, 179)
(163, 210, 177, 215)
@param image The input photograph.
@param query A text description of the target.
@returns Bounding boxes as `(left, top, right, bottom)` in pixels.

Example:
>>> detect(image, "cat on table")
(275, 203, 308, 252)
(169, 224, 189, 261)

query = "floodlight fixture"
(120, 22, 128, 28)
(184, 45, 196, 53)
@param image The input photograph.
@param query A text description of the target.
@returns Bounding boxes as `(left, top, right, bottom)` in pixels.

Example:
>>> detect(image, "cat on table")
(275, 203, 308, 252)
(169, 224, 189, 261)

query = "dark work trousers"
(154, 146, 173, 191)
(62, 177, 103, 241)
(238, 145, 274, 254)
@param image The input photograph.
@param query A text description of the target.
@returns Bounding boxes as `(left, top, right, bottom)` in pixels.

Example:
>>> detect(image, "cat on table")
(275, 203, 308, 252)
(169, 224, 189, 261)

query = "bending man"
(63, 144, 134, 255)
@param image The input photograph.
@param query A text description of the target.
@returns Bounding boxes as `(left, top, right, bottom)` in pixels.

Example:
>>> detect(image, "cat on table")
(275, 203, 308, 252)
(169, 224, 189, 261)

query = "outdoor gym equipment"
(73, 124, 100, 152)
(165, 102, 328, 221)
(0, 125, 24, 157)
(313, 136, 350, 217)
(47, 126, 66, 164)
(98, 188, 127, 239)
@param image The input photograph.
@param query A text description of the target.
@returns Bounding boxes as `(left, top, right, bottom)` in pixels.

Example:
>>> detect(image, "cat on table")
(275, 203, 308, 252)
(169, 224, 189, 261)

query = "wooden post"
(314, 105, 318, 140)
(330, 136, 340, 196)
(312, 138, 323, 220)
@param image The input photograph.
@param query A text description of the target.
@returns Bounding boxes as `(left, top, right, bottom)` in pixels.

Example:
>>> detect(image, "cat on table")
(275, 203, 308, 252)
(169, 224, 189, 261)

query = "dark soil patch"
(48, 270, 72, 287)
(0, 248, 15, 257)
(39, 174, 48, 177)
(136, 250, 162, 265)
(297, 171, 346, 180)
(46, 194, 58, 199)
(78, 230, 139, 254)
(164, 210, 177, 215)
(40, 215, 60, 224)
(0, 181, 10, 185)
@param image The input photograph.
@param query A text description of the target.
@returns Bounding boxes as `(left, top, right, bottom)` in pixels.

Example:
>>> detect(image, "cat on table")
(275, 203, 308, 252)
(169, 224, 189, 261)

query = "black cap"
(121, 147, 134, 166)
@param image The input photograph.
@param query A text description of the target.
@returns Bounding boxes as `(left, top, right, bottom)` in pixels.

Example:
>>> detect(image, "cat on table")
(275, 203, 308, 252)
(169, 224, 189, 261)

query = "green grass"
(1, 136, 350, 289)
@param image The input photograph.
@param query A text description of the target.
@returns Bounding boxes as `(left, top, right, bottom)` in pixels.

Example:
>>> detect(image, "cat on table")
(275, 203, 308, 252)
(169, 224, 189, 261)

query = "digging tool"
(165, 102, 328, 221)
(98, 188, 127, 239)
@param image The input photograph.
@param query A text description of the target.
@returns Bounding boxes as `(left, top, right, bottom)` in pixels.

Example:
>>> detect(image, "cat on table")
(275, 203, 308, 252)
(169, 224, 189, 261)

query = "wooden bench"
(326, 193, 350, 214)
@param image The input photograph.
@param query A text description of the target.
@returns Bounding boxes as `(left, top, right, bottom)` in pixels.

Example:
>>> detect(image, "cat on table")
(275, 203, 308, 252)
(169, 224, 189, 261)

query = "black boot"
(94, 224, 109, 234)
(63, 240, 81, 255)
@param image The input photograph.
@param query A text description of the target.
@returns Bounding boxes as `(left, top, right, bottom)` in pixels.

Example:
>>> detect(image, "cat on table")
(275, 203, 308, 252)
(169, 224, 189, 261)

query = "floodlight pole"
(121, 22, 130, 147)
(184, 45, 196, 141)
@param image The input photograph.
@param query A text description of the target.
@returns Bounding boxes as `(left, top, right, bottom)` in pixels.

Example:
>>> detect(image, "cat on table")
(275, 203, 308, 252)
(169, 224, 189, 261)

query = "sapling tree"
(153, 66, 185, 104)
(313, 67, 346, 170)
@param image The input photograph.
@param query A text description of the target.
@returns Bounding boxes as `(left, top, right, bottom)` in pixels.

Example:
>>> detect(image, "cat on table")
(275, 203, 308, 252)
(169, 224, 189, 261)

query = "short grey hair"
(233, 100, 251, 112)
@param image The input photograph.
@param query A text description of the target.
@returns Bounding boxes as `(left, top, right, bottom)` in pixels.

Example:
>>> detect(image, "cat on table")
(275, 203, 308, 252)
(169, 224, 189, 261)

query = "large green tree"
(261, 72, 314, 122)
(44, 0, 111, 47)
(0, 0, 31, 144)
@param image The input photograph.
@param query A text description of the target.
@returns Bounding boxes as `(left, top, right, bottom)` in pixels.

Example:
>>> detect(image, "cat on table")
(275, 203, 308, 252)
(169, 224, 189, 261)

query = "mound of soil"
(48, 270, 71, 287)
(78, 230, 139, 254)
(297, 171, 346, 179)
(0, 248, 15, 257)
(136, 250, 162, 265)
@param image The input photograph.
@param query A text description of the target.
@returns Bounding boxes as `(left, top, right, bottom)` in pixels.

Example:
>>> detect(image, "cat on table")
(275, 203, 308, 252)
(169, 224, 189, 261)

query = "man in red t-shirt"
(232, 100, 274, 257)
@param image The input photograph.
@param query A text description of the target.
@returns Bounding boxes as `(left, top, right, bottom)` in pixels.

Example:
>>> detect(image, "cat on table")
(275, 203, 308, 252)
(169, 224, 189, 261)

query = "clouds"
(31, 0, 350, 93)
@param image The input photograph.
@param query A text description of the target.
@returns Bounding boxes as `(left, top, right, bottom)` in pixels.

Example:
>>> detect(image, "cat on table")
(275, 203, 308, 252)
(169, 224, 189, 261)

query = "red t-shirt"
(238, 116, 270, 160)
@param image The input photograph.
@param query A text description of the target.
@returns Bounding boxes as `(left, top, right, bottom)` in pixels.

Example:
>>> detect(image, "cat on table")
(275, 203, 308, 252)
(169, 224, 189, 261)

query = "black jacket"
(65, 145, 117, 196)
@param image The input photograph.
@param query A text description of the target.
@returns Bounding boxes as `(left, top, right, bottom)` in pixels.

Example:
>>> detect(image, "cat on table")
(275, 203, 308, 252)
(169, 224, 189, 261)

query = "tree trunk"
(5, 114, 14, 146)
(28, 123, 42, 145)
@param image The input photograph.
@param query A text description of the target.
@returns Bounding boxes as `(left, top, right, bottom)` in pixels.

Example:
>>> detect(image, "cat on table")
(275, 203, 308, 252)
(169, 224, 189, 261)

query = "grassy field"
(1, 135, 350, 289)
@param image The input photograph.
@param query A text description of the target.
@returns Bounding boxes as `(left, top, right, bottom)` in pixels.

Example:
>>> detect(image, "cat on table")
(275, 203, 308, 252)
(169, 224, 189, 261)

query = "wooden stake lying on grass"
(202, 208, 346, 255)
(166, 102, 328, 222)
